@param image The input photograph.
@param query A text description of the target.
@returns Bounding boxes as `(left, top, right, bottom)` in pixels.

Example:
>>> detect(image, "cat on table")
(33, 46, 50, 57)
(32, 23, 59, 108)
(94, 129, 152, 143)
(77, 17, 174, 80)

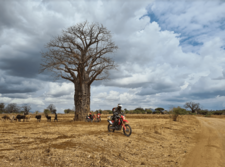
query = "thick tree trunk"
(74, 79, 90, 121)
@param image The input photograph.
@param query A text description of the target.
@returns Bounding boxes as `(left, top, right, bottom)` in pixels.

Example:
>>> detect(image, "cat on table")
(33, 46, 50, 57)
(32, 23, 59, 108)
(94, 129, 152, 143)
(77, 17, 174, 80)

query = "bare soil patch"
(0, 114, 200, 167)
(182, 117, 225, 167)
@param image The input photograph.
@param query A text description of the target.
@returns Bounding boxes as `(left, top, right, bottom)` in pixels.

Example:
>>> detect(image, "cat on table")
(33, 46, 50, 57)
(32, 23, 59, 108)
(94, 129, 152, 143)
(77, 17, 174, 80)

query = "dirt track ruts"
(182, 117, 225, 167)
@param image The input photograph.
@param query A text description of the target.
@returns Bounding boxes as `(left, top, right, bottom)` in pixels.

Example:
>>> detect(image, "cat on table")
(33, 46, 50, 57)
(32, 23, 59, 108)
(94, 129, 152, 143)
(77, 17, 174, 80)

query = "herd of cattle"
(0, 113, 58, 122)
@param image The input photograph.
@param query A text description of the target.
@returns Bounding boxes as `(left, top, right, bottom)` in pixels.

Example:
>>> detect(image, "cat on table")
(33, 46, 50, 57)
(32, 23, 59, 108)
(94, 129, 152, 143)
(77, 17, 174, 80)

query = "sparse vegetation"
(171, 106, 188, 121)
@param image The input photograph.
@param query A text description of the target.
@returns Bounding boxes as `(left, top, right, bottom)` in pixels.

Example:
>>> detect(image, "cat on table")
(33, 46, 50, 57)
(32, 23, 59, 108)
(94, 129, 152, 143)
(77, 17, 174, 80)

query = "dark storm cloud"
(0, 55, 40, 78)
(0, 85, 38, 94)
(163, 97, 188, 103)
(136, 82, 180, 96)
(0, 75, 40, 94)
(2, 93, 30, 99)
(0, 1, 19, 32)
(182, 90, 225, 100)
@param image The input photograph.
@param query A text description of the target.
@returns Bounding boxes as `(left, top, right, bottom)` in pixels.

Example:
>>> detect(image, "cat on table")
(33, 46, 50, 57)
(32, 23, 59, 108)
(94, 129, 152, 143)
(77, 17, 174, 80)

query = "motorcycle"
(107, 113, 132, 137)
(96, 114, 101, 122)
(85, 115, 93, 122)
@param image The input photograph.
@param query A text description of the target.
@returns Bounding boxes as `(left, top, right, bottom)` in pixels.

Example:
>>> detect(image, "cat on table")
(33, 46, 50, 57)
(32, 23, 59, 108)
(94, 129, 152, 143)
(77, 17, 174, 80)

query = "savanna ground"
(0, 114, 203, 167)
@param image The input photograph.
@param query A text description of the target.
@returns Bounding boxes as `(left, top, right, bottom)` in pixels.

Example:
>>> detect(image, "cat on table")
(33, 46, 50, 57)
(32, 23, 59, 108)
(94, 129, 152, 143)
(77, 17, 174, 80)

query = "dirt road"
(182, 117, 225, 167)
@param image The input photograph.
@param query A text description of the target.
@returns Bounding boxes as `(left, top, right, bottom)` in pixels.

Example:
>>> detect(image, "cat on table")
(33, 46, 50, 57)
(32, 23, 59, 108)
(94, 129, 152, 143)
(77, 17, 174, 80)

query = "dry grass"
(0, 114, 200, 167)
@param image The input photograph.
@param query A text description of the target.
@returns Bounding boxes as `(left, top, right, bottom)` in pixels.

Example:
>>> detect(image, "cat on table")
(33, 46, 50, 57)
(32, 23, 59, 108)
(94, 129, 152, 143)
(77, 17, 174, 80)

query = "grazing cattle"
(54, 113, 58, 122)
(45, 114, 51, 122)
(1, 115, 11, 121)
(35, 115, 41, 122)
(16, 115, 25, 122)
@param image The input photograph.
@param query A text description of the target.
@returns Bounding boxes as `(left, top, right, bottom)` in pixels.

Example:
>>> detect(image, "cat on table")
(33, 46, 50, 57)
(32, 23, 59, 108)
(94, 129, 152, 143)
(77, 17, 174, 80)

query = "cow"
(35, 115, 41, 122)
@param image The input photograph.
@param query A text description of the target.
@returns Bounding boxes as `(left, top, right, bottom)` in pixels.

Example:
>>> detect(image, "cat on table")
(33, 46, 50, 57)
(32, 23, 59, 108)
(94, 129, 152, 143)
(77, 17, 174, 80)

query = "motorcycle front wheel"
(108, 124, 115, 132)
(123, 124, 132, 137)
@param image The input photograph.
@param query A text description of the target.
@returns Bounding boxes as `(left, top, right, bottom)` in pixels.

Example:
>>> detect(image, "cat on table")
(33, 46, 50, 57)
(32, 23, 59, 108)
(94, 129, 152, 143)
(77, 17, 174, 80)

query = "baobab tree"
(184, 102, 200, 114)
(47, 104, 56, 114)
(40, 21, 118, 121)
(22, 105, 31, 115)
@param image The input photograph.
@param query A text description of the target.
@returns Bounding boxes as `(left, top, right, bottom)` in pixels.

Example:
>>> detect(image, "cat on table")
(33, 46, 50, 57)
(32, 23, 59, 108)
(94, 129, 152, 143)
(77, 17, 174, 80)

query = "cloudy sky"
(1, 0, 225, 113)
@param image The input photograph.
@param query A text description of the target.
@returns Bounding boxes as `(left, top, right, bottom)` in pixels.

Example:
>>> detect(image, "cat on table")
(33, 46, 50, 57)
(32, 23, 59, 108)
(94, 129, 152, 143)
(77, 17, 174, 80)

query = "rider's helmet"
(118, 104, 123, 108)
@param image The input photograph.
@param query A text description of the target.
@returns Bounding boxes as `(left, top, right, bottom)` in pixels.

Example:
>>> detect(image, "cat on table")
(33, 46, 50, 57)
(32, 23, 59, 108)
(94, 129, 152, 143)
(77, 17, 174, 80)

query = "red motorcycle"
(96, 113, 101, 122)
(85, 115, 93, 122)
(107, 114, 132, 137)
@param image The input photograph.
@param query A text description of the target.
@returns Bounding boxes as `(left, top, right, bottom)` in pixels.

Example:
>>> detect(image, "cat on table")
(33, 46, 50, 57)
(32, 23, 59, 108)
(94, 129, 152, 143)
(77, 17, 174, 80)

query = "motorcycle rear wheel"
(123, 124, 132, 137)
(108, 124, 115, 132)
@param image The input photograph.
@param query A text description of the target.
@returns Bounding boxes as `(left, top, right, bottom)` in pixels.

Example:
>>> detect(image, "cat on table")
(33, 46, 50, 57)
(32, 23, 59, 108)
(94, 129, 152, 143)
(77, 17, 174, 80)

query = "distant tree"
(21, 105, 31, 115)
(134, 107, 145, 111)
(145, 109, 152, 114)
(47, 104, 56, 114)
(0, 103, 5, 113)
(5, 103, 20, 113)
(184, 102, 200, 114)
(35, 111, 39, 115)
(64, 109, 70, 114)
(153, 110, 161, 114)
(213, 110, 223, 115)
(99, 109, 102, 114)
(155, 108, 164, 114)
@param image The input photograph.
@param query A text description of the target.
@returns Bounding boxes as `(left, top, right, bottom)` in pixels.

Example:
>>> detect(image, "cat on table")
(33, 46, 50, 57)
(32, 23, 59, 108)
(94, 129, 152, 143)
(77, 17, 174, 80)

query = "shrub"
(44, 109, 51, 115)
(171, 106, 187, 121)
(64, 109, 71, 114)
(147, 110, 152, 114)
(213, 110, 223, 115)
(198, 110, 208, 115)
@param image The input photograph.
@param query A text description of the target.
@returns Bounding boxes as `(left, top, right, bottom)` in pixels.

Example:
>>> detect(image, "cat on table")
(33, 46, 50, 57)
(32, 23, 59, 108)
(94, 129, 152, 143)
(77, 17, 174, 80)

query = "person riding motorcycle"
(112, 104, 122, 127)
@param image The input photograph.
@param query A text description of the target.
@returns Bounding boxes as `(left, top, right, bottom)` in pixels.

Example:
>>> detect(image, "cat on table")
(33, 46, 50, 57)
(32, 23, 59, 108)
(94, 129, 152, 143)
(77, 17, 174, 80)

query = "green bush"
(44, 109, 51, 115)
(171, 106, 187, 121)
(147, 110, 152, 114)
(213, 110, 223, 115)
(198, 110, 208, 115)
(64, 109, 71, 114)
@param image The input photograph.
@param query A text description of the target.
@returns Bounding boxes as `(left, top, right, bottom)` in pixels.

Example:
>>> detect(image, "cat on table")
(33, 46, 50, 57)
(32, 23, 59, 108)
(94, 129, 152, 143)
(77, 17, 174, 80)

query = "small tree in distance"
(0, 103, 5, 113)
(47, 104, 56, 114)
(22, 105, 31, 115)
(5, 103, 20, 113)
(184, 102, 200, 114)
(155, 108, 164, 114)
